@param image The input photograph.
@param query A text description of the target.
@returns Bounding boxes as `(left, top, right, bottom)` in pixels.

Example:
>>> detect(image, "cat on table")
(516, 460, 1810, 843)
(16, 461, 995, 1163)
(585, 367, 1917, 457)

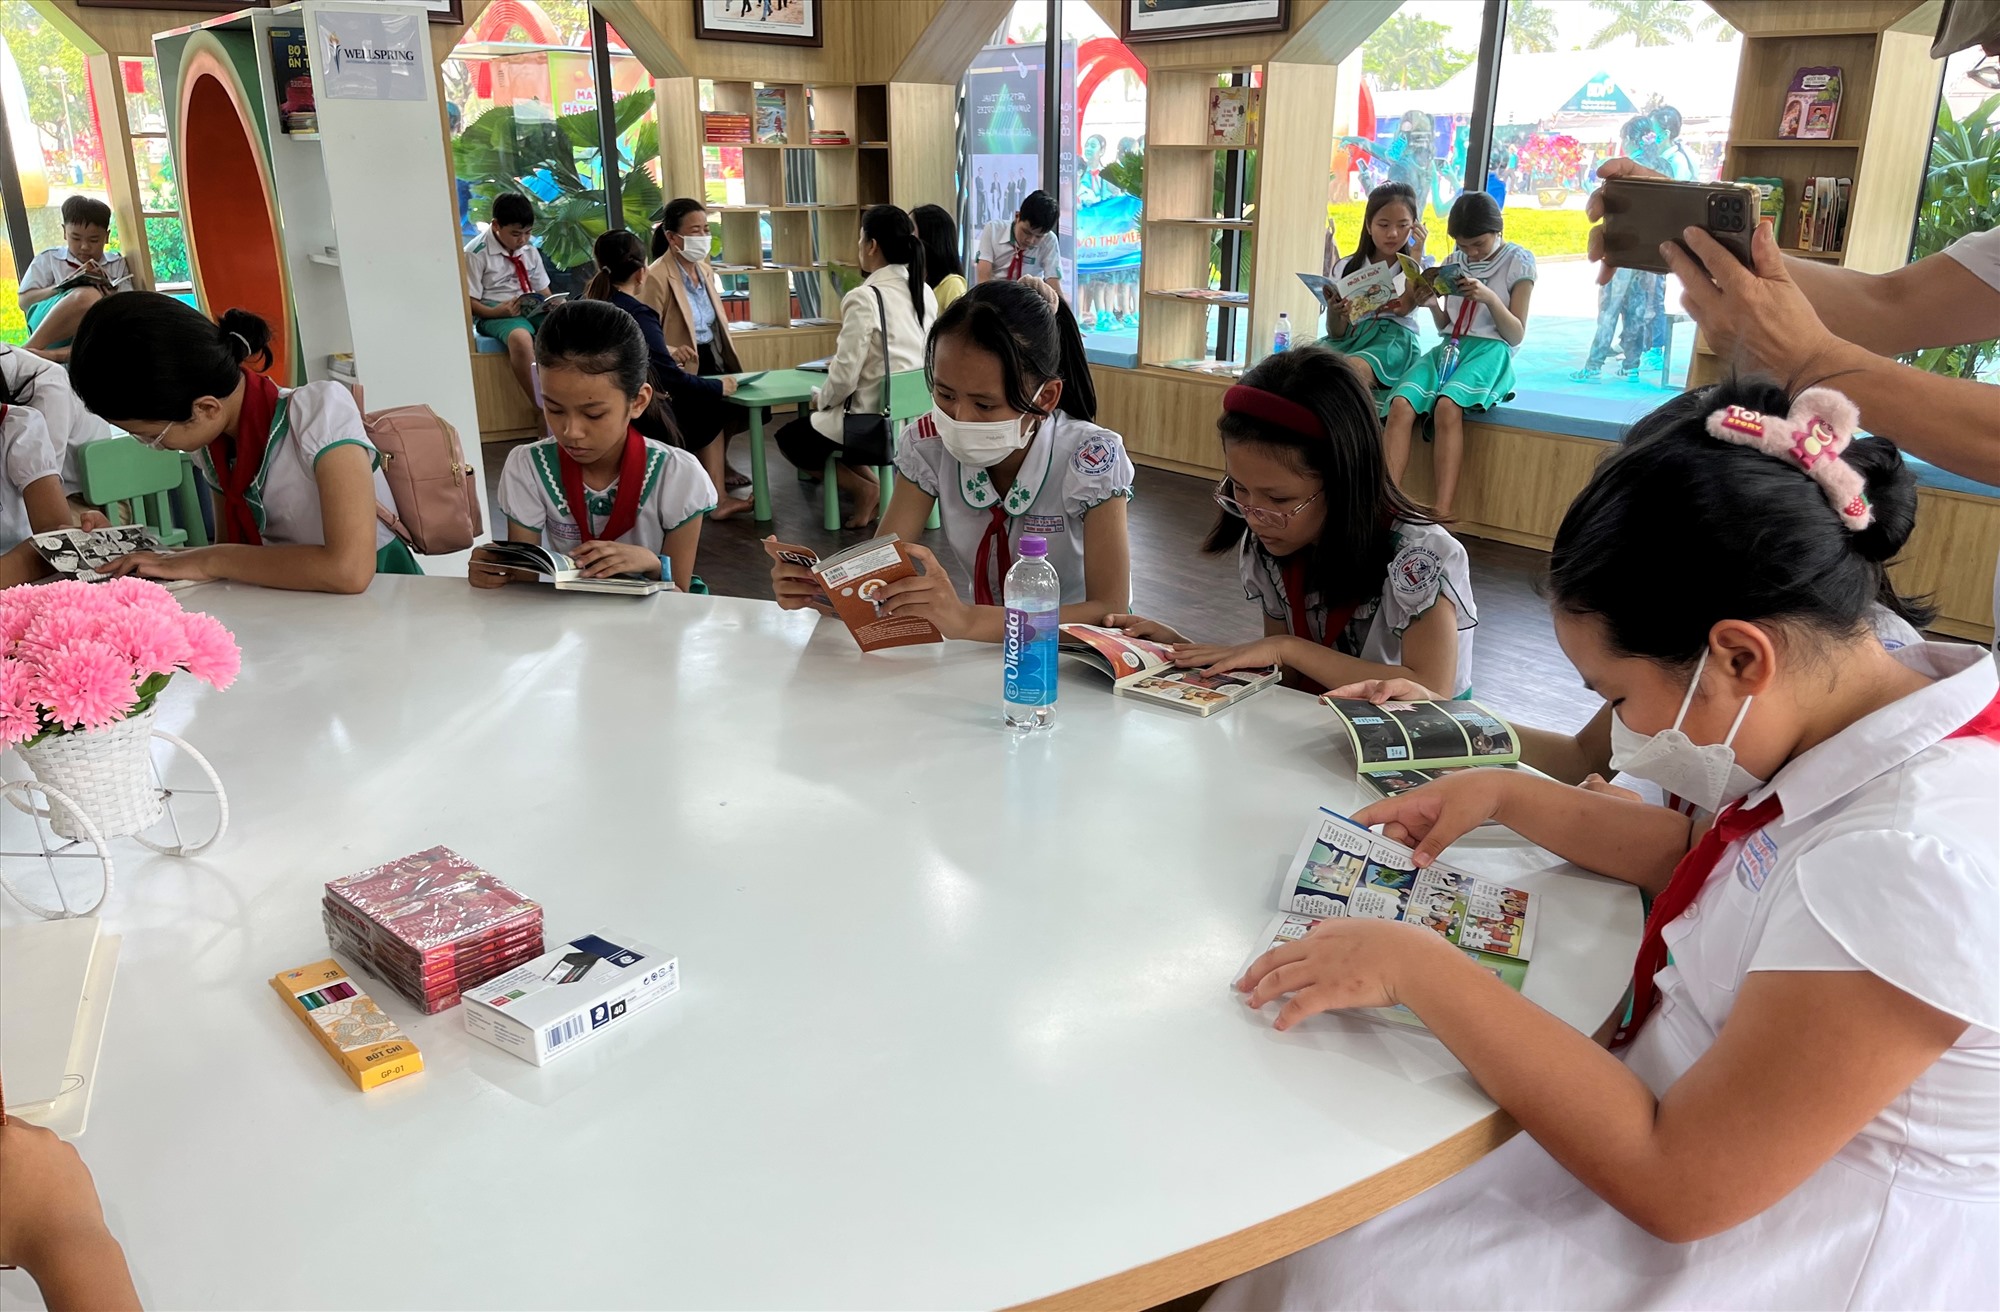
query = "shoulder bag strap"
(873, 286, 892, 416)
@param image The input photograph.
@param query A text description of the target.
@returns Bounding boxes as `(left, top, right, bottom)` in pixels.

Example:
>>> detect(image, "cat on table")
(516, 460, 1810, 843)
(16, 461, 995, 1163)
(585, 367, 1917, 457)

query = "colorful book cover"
(1208, 86, 1251, 147)
(1779, 66, 1842, 139)
(754, 87, 789, 143)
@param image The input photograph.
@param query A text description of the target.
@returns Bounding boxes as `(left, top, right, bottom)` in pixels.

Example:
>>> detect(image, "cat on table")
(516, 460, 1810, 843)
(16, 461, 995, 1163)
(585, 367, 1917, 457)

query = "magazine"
(30, 526, 162, 582)
(1334, 259, 1402, 318)
(766, 535, 944, 652)
(1778, 66, 1841, 139)
(1245, 807, 1539, 1030)
(472, 541, 675, 596)
(1396, 253, 1465, 298)
(1321, 696, 1520, 773)
(1057, 624, 1279, 717)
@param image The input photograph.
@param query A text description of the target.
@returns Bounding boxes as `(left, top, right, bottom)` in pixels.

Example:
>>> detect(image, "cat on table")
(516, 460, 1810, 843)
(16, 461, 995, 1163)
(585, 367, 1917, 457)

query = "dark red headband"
(1223, 384, 1323, 440)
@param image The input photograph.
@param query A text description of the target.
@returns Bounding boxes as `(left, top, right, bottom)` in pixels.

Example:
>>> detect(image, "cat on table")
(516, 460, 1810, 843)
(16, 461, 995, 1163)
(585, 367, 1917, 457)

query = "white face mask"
(1607, 650, 1765, 814)
(678, 234, 712, 262)
(933, 406, 1033, 468)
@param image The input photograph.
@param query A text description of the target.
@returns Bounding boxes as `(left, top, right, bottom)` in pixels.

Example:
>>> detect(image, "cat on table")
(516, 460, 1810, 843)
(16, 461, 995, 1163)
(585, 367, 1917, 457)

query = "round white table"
(0, 579, 1642, 1311)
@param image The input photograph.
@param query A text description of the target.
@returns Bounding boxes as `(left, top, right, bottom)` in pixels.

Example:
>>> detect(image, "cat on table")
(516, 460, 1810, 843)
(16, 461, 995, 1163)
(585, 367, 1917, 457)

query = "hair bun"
(216, 308, 273, 369)
(1842, 436, 1918, 565)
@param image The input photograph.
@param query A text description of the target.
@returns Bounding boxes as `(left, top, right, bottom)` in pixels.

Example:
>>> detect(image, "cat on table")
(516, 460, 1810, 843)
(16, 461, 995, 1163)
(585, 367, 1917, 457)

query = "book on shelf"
(1207, 85, 1261, 147)
(269, 24, 314, 133)
(1247, 807, 1541, 1031)
(702, 112, 753, 143)
(328, 352, 356, 380)
(1321, 695, 1521, 773)
(1058, 624, 1278, 716)
(1778, 66, 1842, 140)
(754, 88, 788, 143)
(808, 131, 851, 145)
(1157, 357, 1246, 378)
(763, 535, 945, 652)
(1161, 288, 1249, 304)
(1738, 176, 1786, 228)
(472, 542, 676, 596)
(1796, 176, 1853, 253)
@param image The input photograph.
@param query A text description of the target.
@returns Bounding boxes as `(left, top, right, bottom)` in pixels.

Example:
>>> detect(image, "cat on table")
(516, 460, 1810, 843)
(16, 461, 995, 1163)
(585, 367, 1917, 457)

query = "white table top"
(0, 579, 1642, 1311)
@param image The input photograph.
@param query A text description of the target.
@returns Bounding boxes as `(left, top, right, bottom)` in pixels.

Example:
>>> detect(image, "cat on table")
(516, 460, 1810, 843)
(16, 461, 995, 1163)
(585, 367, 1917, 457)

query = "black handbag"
(839, 286, 895, 466)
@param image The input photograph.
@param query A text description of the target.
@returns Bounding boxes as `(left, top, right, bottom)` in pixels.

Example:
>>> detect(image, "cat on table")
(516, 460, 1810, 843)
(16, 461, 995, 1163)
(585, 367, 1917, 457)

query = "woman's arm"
(1242, 920, 1968, 1242)
(112, 444, 381, 594)
(23, 474, 71, 535)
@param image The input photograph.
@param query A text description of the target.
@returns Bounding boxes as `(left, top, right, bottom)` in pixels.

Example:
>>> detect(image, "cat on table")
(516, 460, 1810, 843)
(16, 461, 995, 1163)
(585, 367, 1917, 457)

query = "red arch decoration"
(1075, 37, 1144, 149)
(470, 0, 561, 44)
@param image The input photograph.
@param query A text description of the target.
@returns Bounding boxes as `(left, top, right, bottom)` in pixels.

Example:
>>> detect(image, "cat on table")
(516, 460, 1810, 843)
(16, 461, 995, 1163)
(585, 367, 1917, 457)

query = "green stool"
(820, 368, 939, 532)
(77, 438, 208, 547)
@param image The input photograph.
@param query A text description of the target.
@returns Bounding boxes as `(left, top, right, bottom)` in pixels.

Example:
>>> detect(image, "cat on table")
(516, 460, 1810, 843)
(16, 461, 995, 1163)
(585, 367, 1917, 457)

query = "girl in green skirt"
(1384, 192, 1536, 519)
(1319, 183, 1430, 413)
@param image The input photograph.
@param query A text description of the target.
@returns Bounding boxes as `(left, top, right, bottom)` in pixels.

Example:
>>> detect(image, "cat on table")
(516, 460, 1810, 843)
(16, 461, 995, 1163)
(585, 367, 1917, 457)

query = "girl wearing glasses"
(66, 294, 418, 593)
(1112, 345, 1474, 697)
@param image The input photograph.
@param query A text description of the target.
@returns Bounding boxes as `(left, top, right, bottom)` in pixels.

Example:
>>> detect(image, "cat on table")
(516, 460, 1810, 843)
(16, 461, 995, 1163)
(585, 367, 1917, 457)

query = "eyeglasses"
(1971, 56, 2000, 90)
(132, 420, 179, 451)
(1213, 478, 1322, 529)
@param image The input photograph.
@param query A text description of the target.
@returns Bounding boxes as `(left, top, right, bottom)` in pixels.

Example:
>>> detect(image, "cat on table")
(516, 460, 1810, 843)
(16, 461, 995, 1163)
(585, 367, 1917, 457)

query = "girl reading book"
(1380, 190, 1536, 518)
(1109, 345, 1475, 698)
(1220, 378, 1997, 1311)
(474, 299, 715, 593)
(67, 295, 418, 593)
(766, 278, 1133, 642)
(1318, 183, 1430, 411)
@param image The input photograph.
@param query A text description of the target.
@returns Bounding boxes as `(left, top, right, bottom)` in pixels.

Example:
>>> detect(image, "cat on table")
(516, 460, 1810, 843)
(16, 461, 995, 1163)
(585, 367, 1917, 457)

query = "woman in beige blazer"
(645, 199, 747, 480)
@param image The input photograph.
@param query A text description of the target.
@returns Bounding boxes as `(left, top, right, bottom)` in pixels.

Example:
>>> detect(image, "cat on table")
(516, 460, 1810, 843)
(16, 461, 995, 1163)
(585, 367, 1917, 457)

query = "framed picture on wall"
(693, 0, 823, 48)
(1120, 0, 1292, 43)
(331, 0, 465, 21)
(76, 1, 268, 11)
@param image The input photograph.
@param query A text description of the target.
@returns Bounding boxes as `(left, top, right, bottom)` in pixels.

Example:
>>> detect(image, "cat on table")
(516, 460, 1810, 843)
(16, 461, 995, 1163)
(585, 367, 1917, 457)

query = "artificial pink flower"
(0, 591, 38, 649)
(179, 611, 241, 690)
(31, 639, 138, 732)
(98, 606, 193, 680)
(97, 576, 182, 613)
(0, 661, 40, 746)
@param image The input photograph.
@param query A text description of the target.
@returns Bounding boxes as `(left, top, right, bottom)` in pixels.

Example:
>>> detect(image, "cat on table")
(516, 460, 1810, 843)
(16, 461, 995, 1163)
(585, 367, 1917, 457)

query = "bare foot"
(843, 503, 880, 531)
(708, 494, 756, 521)
(724, 469, 752, 490)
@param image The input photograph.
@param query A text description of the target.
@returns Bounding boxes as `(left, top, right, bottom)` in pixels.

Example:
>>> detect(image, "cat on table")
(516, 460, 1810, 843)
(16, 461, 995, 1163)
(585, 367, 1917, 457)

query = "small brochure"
(31, 526, 161, 582)
(1321, 696, 1519, 773)
(473, 541, 674, 596)
(771, 534, 944, 652)
(1246, 807, 1539, 1030)
(1058, 623, 1278, 717)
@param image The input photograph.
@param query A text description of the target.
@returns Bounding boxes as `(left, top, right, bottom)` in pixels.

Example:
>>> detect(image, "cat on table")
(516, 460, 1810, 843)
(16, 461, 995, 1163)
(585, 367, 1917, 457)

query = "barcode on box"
(545, 1015, 587, 1050)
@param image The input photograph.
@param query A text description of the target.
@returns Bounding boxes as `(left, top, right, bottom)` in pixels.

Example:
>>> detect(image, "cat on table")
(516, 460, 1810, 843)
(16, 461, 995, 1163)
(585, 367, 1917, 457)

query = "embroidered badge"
(1073, 437, 1118, 476)
(1391, 546, 1443, 601)
(1735, 829, 1777, 892)
(1023, 514, 1066, 535)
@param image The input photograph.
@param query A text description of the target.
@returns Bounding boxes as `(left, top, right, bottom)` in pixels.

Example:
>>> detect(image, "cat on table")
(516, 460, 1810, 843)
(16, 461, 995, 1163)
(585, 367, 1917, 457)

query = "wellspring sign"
(317, 11, 426, 102)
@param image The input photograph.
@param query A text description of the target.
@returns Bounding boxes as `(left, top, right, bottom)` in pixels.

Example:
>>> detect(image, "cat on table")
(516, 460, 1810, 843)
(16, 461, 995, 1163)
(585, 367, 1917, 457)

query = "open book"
(1397, 253, 1466, 298)
(53, 267, 133, 295)
(514, 291, 571, 314)
(1058, 624, 1278, 716)
(767, 534, 944, 652)
(474, 541, 674, 595)
(1323, 696, 1518, 770)
(1247, 807, 1539, 1030)
(32, 525, 162, 582)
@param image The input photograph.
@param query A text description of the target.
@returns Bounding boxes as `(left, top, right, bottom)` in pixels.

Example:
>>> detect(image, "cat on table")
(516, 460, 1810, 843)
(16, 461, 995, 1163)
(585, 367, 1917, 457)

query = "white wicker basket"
(17, 706, 165, 840)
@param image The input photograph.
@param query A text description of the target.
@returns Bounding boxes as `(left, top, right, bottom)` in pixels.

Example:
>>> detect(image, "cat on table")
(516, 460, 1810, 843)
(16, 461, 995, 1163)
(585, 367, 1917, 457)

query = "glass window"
(1906, 46, 1997, 384)
(1066, 1, 1144, 365)
(120, 57, 184, 291)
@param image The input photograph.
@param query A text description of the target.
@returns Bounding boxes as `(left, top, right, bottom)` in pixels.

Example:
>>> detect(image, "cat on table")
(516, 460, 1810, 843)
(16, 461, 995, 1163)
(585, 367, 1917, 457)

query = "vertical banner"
(1057, 38, 1078, 305)
(964, 42, 1045, 265)
(315, 8, 426, 102)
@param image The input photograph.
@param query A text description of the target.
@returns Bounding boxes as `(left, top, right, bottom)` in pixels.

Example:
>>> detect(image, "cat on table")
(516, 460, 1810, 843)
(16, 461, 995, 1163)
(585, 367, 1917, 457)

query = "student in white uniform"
(473, 300, 715, 593)
(767, 278, 1133, 642)
(0, 396, 70, 588)
(17, 196, 135, 363)
(973, 189, 1063, 296)
(1111, 345, 1475, 698)
(465, 191, 553, 411)
(1, 344, 111, 497)
(67, 295, 416, 594)
(1224, 376, 1998, 1312)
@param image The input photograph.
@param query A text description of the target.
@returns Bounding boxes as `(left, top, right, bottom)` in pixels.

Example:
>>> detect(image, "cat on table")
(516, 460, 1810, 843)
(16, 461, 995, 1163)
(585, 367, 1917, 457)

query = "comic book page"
(1321, 697, 1521, 773)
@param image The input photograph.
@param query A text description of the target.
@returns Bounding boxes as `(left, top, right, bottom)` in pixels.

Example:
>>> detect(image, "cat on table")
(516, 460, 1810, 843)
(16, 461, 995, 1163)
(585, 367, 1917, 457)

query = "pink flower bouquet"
(0, 578, 241, 747)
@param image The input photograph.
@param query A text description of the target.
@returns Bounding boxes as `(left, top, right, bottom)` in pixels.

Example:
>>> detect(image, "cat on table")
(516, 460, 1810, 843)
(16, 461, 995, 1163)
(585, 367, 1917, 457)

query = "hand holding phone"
(1596, 177, 1756, 276)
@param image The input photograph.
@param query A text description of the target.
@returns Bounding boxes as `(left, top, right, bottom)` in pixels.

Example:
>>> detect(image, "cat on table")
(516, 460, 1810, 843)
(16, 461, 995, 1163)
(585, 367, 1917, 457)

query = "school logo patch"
(1073, 437, 1118, 476)
(1390, 546, 1443, 601)
(1022, 514, 1066, 535)
(1735, 830, 1777, 892)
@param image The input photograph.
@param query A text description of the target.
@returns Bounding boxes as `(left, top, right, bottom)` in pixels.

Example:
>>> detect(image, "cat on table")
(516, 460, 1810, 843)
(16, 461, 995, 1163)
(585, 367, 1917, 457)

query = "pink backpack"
(344, 384, 483, 555)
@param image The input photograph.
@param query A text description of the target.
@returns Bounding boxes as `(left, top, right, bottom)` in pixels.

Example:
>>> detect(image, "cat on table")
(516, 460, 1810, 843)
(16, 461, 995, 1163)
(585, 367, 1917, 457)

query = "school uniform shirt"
(201, 381, 398, 551)
(0, 346, 107, 495)
(0, 404, 61, 554)
(977, 220, 1063, 283)
(17, 247, 134, 295)
(496, 435, 716, 553)
(894, 409, 1133, 606)
(1211, 640, 1999, 1312)
(463, 231, 550, 302)
(809, 264, 936, 442)
(1438, 240, 1537, 345)
(1239, 520, 1477, 697)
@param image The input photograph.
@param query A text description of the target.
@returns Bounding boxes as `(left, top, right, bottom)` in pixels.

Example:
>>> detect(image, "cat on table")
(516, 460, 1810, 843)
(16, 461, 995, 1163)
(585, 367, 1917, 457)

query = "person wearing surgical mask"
(1217, 375, 1999, 1311)
(642, 198, 749, 488)
(766, 279, 1134, 642)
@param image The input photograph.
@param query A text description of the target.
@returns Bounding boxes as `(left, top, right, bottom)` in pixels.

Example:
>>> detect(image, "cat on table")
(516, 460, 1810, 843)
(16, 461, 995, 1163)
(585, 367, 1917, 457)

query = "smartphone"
(1598, 178, 1757, 275)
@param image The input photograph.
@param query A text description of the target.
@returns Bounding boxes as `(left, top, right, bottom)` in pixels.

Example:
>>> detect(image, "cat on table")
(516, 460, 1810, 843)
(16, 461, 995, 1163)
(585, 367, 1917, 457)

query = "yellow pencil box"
(271, 959, 424, 1091)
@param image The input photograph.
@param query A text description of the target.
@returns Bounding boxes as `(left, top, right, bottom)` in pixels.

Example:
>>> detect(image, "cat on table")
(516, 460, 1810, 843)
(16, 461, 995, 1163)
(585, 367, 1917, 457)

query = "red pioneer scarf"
(558, 426, 646, 543)
(212, 368, 282, 546)
(972, 503, 1013, 607)
(1280, 556, 1361, 697)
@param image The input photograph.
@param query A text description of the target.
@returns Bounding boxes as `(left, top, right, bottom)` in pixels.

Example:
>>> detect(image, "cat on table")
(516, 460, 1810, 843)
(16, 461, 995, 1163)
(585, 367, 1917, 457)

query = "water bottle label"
(1003, 607, 1058, 706)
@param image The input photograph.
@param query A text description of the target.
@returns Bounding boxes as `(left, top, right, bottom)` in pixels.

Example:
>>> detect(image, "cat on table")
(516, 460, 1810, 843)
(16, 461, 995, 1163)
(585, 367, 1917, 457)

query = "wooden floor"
(482, 436, 1603, 735)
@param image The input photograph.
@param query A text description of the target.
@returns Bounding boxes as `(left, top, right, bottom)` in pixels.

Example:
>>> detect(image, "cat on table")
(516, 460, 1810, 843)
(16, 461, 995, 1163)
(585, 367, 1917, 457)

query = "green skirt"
(1321, 318, 1422, 397)
(375, 539, 424, 575)
(1386, 335, 1517, 416)
(25, 289, 75, 346)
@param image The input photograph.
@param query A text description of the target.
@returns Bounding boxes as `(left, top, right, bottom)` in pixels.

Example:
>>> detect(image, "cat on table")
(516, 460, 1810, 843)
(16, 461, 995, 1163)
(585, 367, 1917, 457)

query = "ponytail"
(861, 204, 928, 323)
(1048, 296, 1095, 422)
(586, 228, 648, 303)
(69, 292, 267, 421)
(925, 279, 1096, 424)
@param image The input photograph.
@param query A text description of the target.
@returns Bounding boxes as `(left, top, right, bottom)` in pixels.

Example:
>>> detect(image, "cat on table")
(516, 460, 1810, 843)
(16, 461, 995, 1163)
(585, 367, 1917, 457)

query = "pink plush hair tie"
(1704, 386, 1873, 531)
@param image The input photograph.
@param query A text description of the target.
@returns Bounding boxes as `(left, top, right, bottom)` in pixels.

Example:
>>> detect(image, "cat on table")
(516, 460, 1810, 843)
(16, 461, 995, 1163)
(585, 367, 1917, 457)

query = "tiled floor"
(482, 436, 1604, 736)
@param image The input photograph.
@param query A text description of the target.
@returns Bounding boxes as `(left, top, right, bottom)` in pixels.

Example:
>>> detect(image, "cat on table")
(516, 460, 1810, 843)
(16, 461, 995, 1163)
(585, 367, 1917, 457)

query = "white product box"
(462, 930, 679, 1066)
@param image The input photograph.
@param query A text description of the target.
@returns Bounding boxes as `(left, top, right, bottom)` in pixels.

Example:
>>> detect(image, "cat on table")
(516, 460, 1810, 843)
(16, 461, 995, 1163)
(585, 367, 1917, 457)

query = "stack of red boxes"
(324, 847, 544, 1014)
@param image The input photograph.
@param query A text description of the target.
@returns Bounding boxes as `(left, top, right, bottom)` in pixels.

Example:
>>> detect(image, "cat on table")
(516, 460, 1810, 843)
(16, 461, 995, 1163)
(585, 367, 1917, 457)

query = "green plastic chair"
(76, 438, 209, 548)
(822, 368, 939, 532)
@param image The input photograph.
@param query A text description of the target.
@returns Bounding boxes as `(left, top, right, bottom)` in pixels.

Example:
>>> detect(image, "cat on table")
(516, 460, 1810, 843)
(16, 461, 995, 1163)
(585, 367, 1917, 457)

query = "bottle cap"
(1019, 534, 1048, 558)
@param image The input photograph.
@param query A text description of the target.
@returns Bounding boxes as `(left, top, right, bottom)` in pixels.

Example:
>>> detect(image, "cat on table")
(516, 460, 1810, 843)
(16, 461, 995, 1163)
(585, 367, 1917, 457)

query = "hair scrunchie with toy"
(1703, 386, 1872, 531)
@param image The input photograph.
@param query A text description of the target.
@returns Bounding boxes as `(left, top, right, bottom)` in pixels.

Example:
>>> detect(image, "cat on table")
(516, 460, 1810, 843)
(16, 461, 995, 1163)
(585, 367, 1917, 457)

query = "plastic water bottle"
(1003, 535, 1060, 731)
(1272, 312, 1292, 355)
